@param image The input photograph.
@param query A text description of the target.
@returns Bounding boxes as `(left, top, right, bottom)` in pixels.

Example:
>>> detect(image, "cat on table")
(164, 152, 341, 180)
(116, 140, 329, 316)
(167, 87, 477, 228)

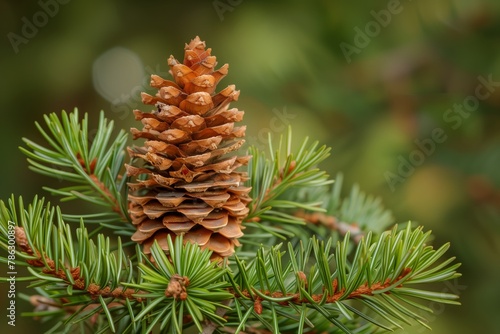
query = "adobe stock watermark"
(7, 0, 71, 54)
(385, 74, 500, 191)
(247, 106, 296, 151)
(5, 221, 17, 327)
(339, 0, 404, 64)
(213, 0, 243, 21)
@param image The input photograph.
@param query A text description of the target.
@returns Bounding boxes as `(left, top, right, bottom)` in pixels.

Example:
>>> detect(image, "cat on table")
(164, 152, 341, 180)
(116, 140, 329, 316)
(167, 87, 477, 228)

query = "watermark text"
(7, 0, 71, 54)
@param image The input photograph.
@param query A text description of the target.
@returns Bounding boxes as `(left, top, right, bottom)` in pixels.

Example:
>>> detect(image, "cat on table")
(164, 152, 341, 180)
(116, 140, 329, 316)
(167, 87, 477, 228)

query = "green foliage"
(0, 196, 232, 333)
(247, 128, 333, 219)
(243, 129, 393, 249)
(225, 224, 460, 333)
(244, 128, 333, 241)
(20, 109, 129, 225)
(0, 111, 461, 333)
(322, 173, 394, 234)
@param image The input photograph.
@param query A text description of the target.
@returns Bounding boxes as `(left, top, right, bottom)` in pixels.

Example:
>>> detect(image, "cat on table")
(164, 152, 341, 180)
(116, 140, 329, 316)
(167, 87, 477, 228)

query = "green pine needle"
(20, 109, 129, 225)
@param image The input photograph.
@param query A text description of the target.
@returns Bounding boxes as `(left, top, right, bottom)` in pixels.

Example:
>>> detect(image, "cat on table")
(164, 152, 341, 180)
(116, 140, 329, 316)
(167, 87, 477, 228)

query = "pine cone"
(127, 36, 251, 258)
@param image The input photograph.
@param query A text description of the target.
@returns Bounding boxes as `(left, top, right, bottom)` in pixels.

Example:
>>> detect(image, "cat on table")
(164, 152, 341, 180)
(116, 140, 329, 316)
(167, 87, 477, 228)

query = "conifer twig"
(20, 109, 130, 224)
(294, 210, 365, 243)
(15, 226, 145, 301)
(202, 300, 232, 334)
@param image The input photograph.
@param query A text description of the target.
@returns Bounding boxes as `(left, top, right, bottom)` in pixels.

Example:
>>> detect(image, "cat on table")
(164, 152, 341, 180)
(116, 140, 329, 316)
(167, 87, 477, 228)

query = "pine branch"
(0, 195, 461, 333)
(324, 173, 394, 234)
(0, 196, 234, 333)
(20, 109, 130, 225)
(294, 210, 366, 243)
(293, 173, 394, 243)
(0, 196, 142, 332)
(243, 131, 393, 249)
(225, 224, 461, 333)
(244, 128, 333, 240)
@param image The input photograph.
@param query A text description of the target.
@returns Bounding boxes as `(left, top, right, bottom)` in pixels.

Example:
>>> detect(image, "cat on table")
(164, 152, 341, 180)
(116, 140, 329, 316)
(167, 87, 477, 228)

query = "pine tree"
(0, 37, 461, 334)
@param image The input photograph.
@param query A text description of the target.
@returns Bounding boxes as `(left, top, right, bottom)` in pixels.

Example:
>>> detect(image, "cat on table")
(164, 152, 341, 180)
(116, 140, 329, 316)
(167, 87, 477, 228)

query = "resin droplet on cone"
(127, 36, 251, 258)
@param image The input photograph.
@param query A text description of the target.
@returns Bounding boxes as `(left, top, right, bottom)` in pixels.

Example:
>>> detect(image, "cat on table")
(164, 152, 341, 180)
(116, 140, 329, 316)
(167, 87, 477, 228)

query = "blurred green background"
(1, 0, 499, 333)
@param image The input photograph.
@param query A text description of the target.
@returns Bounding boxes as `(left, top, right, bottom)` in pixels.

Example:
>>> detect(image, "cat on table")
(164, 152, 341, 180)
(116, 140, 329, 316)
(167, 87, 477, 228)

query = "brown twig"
(29, 294, 128, 324)
(202, 299, 232, 334)
(89, 174, 127, 220)
(15, 226, 145, 315)
(219, 269, 410, 333)
(76, 153, 128, 221)
(245, 160, 298, 223)
(295, 210, 365, 243)
(231, 267, 411, 307)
